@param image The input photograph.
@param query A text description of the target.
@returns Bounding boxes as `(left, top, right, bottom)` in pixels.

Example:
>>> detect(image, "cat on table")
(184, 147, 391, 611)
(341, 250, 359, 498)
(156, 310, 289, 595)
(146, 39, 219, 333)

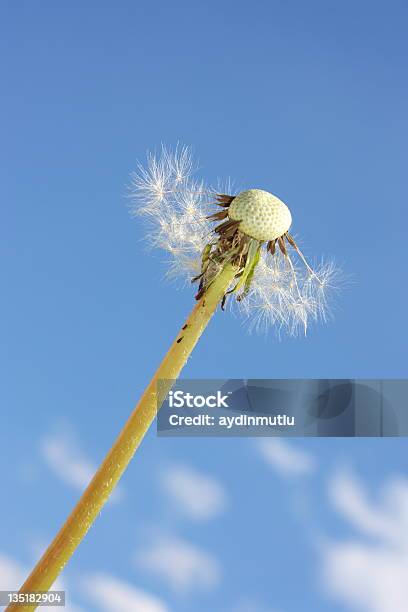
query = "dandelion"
(129, 145, 339, 336)
(12, 146, 341, 606)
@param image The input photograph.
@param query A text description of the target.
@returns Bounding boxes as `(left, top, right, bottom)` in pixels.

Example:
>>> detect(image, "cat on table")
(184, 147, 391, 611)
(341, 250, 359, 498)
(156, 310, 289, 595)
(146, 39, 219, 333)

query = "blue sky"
(1, 1, 407, 611)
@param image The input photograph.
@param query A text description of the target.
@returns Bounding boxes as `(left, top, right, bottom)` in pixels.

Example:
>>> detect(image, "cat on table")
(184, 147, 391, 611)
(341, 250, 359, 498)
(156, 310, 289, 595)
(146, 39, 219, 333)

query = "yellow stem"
(7, 263, 237, 612)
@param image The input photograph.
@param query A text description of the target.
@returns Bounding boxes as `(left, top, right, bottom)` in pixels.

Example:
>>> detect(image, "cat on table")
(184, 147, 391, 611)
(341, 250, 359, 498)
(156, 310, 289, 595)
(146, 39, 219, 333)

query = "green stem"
(7, 263, 238, 612)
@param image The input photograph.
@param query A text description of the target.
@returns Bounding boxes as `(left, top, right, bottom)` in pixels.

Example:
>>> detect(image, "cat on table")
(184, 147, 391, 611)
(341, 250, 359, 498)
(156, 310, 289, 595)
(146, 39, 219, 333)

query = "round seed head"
(228, 189, 292, 241)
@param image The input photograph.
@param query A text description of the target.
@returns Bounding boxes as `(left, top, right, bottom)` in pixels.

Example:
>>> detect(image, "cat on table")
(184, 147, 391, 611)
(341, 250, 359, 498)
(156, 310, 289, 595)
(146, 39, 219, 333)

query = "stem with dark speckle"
(7, 263, 237, 611)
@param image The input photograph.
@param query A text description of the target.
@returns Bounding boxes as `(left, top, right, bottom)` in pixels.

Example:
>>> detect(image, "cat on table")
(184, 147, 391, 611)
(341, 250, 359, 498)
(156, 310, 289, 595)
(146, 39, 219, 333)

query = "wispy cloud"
(159, 464, 227, 520)
(41, 432, 94, 491)
(329, 470, 408, 543)
(134, 534, 221, 594)
(0, 553, 25, 590)
(321, 470, 408, 612)
(40, 427, 123, 502)
(256, 438, 315, 477)
(81, 573, 168, 612)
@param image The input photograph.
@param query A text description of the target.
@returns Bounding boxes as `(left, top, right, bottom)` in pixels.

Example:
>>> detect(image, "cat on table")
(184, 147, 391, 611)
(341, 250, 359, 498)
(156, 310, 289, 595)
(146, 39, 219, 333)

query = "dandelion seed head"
(229, 189, 292, 241)
(129, 146, 343, 337)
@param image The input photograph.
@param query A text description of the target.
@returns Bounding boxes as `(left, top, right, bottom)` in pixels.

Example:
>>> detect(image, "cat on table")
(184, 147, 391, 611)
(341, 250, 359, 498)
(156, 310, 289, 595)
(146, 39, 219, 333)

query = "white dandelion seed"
(129, 145, 342, 336)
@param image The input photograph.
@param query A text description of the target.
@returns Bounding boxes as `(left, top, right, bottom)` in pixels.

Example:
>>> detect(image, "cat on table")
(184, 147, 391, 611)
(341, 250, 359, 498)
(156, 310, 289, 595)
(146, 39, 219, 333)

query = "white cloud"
(256, 438, 315, 477)
(329, 471, 408, 544)
(134, 534, 221, 594)
(81, 573, 168, 612)
(40, 428, 123, 502)
(0, 554, 25, 590)
(40, 431, 95, 491)
(321, 470, 408, 612)
(160, 464, 227, 520)
(0, 552, 83, 612)
(323, 540, 408, 612)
